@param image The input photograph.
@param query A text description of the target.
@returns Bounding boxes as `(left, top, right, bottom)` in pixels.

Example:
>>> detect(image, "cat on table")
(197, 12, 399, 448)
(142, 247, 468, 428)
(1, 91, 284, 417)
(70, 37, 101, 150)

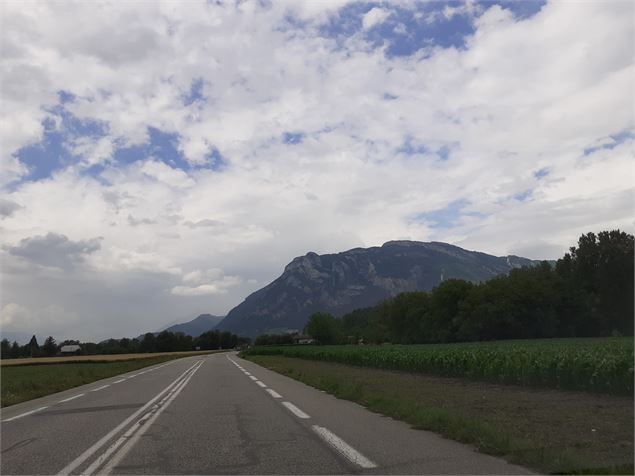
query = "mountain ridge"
(215, 240, 542, 337)
(162, 314, 224, 337)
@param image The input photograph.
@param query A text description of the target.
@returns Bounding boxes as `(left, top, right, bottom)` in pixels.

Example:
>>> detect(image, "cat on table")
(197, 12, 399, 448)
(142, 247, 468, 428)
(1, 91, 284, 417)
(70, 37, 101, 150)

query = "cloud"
(0, 198, 22, 218)
(0, 303, 30, 328)
(7, 233, 101, 269)
(0, 0, 632, 340)
(183, 219, 224, 228)
(171, 269, 242, 296)
(1, 302, 80, 338)
(362, 7, 390, 30)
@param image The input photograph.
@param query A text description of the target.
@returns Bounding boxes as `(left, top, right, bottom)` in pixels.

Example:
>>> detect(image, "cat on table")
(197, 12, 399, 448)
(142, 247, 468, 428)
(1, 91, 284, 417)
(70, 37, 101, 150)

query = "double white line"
(58, 359, 203, 475)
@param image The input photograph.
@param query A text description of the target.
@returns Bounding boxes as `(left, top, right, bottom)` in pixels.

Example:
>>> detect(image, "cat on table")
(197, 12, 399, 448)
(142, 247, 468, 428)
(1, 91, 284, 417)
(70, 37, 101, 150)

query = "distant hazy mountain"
(163, 314, 224, 337)
(215, 241, 540, 337)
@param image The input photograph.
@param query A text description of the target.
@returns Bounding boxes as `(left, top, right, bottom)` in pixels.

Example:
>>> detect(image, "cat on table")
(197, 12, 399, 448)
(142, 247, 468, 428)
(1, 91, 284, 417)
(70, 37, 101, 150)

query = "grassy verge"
(1, 350, 220, 366)
(244, 354, 634, 475)
(1, 350, 223, 407)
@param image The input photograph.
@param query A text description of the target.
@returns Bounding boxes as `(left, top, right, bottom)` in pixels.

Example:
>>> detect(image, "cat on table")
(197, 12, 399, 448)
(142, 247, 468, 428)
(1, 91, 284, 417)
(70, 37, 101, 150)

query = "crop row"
(243, 337, 634, 395)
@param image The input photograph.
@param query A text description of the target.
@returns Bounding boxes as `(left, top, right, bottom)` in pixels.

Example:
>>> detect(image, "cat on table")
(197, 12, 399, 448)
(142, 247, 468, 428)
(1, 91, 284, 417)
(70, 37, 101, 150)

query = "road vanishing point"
(1, 353, 533, 475)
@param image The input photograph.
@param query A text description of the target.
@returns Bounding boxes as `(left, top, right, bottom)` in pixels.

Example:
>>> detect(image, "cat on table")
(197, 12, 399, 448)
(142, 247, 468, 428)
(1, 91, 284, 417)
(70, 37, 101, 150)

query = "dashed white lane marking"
(57, 360, 201, 476)
(227, 355, 379, 470)
(113, 379, 126, 384)
(90, 385, 110, 392)
(266, 388, 282, 399)
(281, 401, 310, 419)
(312, 425, 377, 469)
(2, 406, 49, 422)
(59, 393, 85, 403)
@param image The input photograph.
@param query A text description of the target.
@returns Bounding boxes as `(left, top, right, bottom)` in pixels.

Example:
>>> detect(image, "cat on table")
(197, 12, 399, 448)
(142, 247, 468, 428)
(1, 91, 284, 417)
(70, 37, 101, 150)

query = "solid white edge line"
(255, 381, 267, 388)
(248, 375, 258, 381)
(90, 385, 110, 392)
(2, 406, 49, 422)
(311, 425, 377, 469)
(265, 389, 282, 399)
(87, 360, 203, 475)
(244, 372, 251, 376)
(56, 360, 201, 475)
(281, 401, 310, 419)
(59, 393, 85, 403)
(113, 379, 126, 384)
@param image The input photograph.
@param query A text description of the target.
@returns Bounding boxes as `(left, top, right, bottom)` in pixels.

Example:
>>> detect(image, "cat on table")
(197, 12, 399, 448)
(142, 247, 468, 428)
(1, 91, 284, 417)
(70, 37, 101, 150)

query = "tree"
(28, 335, 39, 357)
(10, 341, 21, 359)
(139, 333, 157, 353)
(304, 313, 341, 344)
(1, 338, 10, 358)
(42, 336, 58, 356)
(557, 230, 634, 335)
(156, 331, 177, 352)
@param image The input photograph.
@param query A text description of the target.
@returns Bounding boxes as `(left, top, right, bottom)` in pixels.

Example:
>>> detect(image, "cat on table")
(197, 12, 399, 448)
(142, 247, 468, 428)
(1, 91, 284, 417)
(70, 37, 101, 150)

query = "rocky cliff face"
(215, 241, 539, 337)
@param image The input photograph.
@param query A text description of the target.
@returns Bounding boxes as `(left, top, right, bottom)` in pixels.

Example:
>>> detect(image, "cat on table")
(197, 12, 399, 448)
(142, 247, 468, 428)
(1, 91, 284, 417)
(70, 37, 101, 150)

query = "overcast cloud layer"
(1, 0, 633, 342)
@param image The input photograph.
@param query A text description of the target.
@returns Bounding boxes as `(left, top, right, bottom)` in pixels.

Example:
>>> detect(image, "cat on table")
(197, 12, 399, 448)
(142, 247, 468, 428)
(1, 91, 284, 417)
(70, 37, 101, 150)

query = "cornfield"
(243, 337, 634, 395)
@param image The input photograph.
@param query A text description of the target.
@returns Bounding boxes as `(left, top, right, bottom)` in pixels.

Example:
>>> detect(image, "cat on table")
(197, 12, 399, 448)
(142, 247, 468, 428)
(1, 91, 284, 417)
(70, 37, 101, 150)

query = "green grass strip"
(1, 351, 222, 407)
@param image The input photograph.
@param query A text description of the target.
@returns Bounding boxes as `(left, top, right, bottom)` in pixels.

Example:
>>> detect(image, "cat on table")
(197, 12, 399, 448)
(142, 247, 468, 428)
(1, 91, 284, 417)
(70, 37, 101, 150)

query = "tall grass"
(243, 337, 634, 394)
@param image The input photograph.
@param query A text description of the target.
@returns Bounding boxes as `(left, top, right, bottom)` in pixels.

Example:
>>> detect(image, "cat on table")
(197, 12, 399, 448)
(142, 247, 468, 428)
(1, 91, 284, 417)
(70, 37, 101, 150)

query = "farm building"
(293, 335, 314, 344)
(60, 345, 81, 355)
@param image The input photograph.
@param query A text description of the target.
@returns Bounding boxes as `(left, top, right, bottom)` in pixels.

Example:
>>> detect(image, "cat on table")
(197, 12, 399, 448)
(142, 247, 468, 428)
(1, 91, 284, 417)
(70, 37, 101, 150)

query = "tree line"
(0, 329, 250, 359)
(301, 230, 633, 345)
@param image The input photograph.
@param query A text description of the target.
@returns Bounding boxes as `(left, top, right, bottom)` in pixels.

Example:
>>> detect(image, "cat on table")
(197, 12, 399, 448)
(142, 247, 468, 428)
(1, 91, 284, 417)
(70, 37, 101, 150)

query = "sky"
(0, 0, 633, 342)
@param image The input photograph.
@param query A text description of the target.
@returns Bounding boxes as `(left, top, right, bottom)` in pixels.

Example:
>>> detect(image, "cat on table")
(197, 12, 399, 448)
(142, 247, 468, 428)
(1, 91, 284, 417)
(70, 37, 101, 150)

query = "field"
(242, 337, 634, 395)
(1, 350, 216, 366)
(1, 350, 223, 407)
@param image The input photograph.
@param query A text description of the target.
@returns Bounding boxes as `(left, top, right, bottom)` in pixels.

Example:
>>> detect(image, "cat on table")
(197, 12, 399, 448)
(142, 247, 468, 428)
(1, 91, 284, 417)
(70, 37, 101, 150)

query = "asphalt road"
(0, 352, 533, 475)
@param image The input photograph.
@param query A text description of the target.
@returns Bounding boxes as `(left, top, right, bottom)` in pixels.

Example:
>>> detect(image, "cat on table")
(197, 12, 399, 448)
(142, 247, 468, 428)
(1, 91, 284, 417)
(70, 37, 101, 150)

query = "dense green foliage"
(243, 338, 634, 394)
(304, 312, 341, 344)
(301, 230, 633, 345)
(0, 330, 249, 360)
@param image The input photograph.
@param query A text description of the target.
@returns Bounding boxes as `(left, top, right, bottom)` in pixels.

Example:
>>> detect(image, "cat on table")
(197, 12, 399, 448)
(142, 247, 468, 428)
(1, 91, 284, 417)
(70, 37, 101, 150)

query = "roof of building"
(60, 345, 81, 352)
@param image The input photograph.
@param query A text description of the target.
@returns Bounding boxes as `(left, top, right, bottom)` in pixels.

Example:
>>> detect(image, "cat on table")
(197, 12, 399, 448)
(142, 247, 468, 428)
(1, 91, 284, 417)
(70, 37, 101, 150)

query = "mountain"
(163, 314, 224, 337)
(215, 241, 541, 337)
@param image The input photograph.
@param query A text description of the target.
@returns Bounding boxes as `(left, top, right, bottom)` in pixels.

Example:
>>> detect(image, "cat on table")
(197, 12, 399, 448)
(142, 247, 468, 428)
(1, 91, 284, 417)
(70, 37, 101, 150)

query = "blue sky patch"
(398, 136, 428, 155)
(437, 145, 452, 161)
(488, 0, 546, 20)
(316, 1, 545, 57)
(58, 90, 76, 104)
(183, 78, 205, 106)
(114, 127, 225, 171)
(15, 105, 108, 182)
(534, 167, 549, 179)
(513, 189, 533, 202)
(283, 132, 305, 145)
(583, 129, 634, 156)
(414, 198, 484, 229)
